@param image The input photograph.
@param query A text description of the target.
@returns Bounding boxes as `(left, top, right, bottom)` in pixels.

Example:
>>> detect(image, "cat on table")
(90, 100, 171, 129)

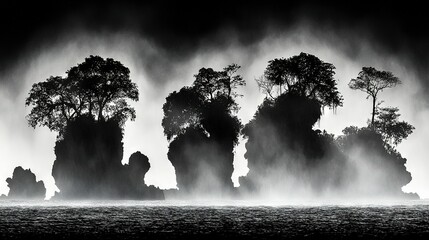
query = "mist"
(1, 2, 428, 200)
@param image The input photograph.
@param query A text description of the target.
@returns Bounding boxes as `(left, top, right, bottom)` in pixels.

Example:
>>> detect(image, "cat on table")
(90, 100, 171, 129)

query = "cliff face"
(239, 94, 349, 197)
(338, 128, 416, 199)
(6, 166, 46, 199)
(239, 93, 415, 200)
(52, 116, 164, 200)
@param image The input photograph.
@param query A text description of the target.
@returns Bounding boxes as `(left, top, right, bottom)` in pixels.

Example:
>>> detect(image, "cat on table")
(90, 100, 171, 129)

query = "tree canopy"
(162, 64, 244, 195)
(256, 52, 343, 108)
(162, 87, 204, 141)
(338, 106, 414, 151)
(349, 66, 401, 127)
(162, 64, 244, 142)
(25, 55, 139, 134)
(373, 107, 414, 146)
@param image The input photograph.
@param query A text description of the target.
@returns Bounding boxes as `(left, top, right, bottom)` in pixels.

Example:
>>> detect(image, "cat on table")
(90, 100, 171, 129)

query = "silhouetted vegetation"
(21, 52, 417, 200)
(240, 53, 347, 196)
(332, 68, 416, 199)
(256, 52, 343, 108)
(25, 55, 138, 136)
(5, 167, 46, 199)
(26, 56, 163, 200)
(239, 53, 415, 199)
(162, 64, 244, 197)
(373, 107, 415, 146)
(349, 67, 401, 128)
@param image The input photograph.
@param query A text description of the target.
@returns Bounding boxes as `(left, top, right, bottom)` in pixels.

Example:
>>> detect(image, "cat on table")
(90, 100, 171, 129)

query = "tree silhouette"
(25, 55, 138, 135)
(240, 54, 348, 197)
(162, 64, 244, 195)
(374, 107, 414, 146)
(25, 55, 163, 200)
(256, 52, 343, 109)
(194, 64, 245, 99)
(162, 87, 204, 141)
(163, 64, 244, 143)
(349, 67, 401, 128)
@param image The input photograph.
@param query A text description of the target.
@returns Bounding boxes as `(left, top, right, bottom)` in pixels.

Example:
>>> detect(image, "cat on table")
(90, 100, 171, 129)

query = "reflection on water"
(1, 200, 429, 239)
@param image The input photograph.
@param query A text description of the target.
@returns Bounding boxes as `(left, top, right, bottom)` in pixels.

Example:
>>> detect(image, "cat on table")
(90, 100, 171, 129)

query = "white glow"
(0, 27, 428, 200)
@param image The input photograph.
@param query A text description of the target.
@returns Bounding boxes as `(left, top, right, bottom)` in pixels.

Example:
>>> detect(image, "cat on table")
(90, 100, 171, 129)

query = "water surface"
(1, 200, 428, 239)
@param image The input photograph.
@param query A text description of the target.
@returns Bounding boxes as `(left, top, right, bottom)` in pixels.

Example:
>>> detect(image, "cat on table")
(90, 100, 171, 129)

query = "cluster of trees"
(336, 67, 415, 198)
(162, 65, 244, 197)
(256, 52, 343, 108)
(239, 53, 348, 195)
(16, 53, 416, 200)
(23, 56, 163, 200)
(160, 52, 416, 199)
(161, 52, 415, 199)
(26, 55, 138, 135)
(240, 54, 414, 198)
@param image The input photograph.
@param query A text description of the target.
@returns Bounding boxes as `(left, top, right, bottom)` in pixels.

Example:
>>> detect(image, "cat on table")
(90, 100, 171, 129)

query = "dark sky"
(1, 1, 428, 91)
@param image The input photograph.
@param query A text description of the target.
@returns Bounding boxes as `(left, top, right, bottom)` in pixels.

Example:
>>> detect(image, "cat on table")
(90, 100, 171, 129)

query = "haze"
(0, 2, 427, 199)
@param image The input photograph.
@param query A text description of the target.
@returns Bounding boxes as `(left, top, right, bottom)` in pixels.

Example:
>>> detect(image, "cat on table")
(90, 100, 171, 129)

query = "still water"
(1, 200, 428, 239)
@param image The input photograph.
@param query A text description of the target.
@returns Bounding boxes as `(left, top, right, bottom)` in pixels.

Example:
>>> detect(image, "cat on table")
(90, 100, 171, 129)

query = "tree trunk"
(88, 98, 94, 120)
(371, 96, 376, 130)
(98, 104, 104, 122)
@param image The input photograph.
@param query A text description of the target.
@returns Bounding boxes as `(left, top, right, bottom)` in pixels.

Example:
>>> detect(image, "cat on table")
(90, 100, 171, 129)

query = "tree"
(373, 107, 414, 146)
(162, 87, 204, 141)
(240, 53, 348, 196)
(25, 55, 139, 135)
(349, 67, 401, 128)
(221, 64, 246, 98)
(163, 64, 245, 142)
(193, 64, 244, 101)
(256, 52, 343, 109)
(162, 64, 244, 194)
